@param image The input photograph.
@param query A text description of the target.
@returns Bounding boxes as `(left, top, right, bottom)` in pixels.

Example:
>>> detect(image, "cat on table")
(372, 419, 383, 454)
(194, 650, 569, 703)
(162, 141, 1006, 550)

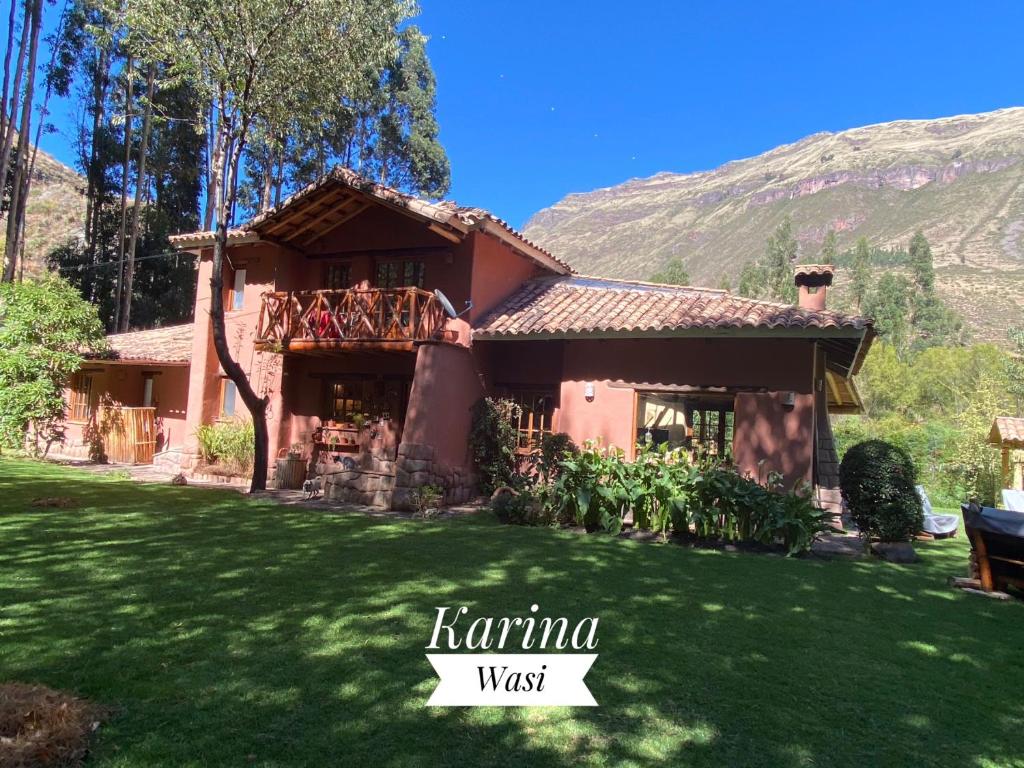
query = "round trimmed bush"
(839, 439, 924, 542)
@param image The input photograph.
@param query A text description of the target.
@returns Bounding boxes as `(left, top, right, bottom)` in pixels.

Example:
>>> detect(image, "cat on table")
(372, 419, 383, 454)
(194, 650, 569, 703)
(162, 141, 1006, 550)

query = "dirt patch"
(0, 683, 103, 767)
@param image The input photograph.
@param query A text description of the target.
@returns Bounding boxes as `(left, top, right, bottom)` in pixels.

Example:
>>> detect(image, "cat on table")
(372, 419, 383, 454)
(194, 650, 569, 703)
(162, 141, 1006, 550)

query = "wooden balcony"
(256, 287, 452, 353)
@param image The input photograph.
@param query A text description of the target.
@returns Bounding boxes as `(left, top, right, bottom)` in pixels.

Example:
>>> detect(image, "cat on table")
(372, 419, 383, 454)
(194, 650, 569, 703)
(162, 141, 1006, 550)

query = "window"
(69, 373, 94, 421)
(327, 378, 410, 424)
(376, 259, 425, 289)
(230, 268, 246, 311)
(636, 392, 734, 459)
(220, 379, 237, 418)
(324, 262, 351, 290)
(500, 388, 557, 451)
(142, 375, 155, 408)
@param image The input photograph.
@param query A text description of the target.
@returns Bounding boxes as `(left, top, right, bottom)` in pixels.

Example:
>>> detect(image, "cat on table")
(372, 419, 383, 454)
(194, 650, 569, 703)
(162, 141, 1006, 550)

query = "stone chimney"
(793, 264, 834, 311)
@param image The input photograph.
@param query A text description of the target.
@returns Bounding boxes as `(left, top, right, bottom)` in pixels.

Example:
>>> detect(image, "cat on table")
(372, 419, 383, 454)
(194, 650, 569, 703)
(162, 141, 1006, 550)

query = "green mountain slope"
(523, 107, 1024, 341)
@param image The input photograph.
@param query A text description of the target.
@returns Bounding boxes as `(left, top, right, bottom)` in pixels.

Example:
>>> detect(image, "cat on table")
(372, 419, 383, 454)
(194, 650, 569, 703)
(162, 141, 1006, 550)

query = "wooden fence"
(95, 406, 157, 464)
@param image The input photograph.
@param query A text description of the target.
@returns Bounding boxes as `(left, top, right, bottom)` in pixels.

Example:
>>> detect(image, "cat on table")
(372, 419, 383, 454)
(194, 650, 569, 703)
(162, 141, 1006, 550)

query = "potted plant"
(352, 413, 366, 431)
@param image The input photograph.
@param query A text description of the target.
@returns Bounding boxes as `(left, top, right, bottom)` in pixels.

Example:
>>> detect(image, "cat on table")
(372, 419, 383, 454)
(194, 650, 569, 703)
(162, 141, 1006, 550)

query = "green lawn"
(1, 458, 1022, 768)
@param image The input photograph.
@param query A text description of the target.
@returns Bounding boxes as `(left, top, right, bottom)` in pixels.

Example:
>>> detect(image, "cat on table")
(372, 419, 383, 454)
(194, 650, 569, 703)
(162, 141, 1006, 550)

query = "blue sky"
(35, 0, 1024, 228)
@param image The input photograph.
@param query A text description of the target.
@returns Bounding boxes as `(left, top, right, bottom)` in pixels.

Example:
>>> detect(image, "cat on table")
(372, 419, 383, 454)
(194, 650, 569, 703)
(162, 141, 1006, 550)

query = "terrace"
(255, 286, 455, 353)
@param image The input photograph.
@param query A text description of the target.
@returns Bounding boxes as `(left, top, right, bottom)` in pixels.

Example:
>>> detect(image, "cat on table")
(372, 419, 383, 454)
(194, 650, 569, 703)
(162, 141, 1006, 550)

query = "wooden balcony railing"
(256, 287, 450, 349)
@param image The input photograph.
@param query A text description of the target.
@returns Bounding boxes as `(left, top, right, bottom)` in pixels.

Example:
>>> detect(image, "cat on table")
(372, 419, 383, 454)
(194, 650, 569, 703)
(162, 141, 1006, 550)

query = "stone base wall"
(391, 442, 476, 511)
(320, 454, 397, 508)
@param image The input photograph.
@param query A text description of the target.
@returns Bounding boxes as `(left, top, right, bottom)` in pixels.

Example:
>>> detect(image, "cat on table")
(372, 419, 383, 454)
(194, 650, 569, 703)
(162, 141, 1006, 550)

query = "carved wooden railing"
(256, 287, 449, 347)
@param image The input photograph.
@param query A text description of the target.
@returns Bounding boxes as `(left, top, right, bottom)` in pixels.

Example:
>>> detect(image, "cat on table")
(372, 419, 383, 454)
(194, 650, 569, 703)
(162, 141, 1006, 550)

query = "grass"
(1, 458, 1022, 768)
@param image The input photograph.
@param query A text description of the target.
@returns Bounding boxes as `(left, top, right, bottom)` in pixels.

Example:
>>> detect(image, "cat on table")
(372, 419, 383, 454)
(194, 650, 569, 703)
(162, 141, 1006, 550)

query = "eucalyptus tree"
(126, 0, 407, 491)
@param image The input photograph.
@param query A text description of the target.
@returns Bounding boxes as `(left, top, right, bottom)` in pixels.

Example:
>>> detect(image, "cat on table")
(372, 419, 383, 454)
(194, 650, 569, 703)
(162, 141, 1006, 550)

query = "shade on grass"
(0, 458, 1021, 768)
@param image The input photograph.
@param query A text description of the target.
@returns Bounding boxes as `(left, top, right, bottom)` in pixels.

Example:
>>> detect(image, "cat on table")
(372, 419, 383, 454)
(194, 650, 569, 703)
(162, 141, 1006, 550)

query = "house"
(61, 167, 874, 514)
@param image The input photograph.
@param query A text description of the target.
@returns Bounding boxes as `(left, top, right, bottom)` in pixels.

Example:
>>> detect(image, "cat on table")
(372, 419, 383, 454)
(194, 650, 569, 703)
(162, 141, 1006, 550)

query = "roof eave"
(472, 326, 868, 342)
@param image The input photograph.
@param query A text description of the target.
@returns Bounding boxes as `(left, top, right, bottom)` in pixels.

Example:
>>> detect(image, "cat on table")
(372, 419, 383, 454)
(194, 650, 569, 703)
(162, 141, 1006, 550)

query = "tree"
(850, 236, 872, 310)
(0, 275, 106, 450)
(1006, 326, 1024, 415)
(738, 216, 798, 303)
(127, 0, 405, 491)
(862, 273, 912, 354)
(820, 229, 838, 263)
(2, 0, 44, 281)
(908, 230, 935, 294)
(649, 257, 690, 286)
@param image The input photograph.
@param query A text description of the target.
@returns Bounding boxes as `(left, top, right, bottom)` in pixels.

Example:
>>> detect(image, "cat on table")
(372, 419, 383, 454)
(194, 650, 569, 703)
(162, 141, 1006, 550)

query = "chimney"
(794, 264, 834, 311)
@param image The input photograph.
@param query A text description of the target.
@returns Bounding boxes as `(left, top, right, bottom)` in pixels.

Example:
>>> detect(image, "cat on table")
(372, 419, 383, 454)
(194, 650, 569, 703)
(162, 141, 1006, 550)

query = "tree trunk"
(202, 103, 220, 230)
(0, 0, 19, 145)
(0, 0, 29, 222)
(113, 56, 133, 330)
(3, 0, 42, 281)
(82, 45, 109, 256)
(209, 122, 268, 492)
(119, 62, 154, 332)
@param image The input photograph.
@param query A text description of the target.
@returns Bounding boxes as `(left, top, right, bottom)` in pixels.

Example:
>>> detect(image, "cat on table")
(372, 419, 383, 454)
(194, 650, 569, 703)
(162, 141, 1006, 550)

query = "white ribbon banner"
(426, 654, 598, 706)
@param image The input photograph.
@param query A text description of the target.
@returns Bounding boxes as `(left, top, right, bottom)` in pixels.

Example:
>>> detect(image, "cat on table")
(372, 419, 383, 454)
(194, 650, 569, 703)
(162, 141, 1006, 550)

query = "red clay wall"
(467, 232, 547, 324)
(474, 336, 817, 486)
(403, 343, 485, 471)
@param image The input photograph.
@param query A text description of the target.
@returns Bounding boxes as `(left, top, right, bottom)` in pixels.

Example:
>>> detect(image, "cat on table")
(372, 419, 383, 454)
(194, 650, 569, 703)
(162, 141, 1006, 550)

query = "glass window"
(636, 392, 734, 459)
(231, 268, 246, 311)
(325, 262, 351, 290)
(376, 260, 425, 289)
(142, 376, 154, 407)
(70, 373, 94, 421)
(221, 379, 237, 418)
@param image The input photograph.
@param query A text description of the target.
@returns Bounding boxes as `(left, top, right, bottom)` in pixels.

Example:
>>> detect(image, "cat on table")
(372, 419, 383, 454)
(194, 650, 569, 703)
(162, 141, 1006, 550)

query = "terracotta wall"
(403, 343, 485, 470)
(733, 392, 815, 486)
(183, 241, 285, 466)
(278, 351, 417, 454)
(61, 363, 190, 456)
(473, 336, 817, 485)
(467, 232, 547, 324)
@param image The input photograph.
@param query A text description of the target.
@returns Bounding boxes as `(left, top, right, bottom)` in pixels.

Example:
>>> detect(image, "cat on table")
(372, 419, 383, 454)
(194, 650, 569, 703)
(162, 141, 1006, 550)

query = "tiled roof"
(990, 416, 1024, 448)
(473, 276, 870, 339)
(170, 167, 572, 273)
(794, 264, 836, 277)
(101, 323, 193, 364)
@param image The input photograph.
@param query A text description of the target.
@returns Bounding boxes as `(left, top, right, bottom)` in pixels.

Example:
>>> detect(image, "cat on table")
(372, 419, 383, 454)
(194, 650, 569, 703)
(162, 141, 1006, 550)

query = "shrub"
(0, 275, 106, 451)
(412, 484, 444, 519)
(469, 397, 521, 494)
(492, 488, 553, 527)
(537, 432, 577, 481)
(839, 439, 923, 542)
(194, 419, 255, 475)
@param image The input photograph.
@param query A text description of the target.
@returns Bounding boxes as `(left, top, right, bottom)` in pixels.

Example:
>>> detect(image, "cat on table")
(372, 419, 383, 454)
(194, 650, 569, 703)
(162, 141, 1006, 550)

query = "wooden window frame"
(375, 258, 425, 289)
(324, 261, 352, 290)
(229, 267, 246, 312)
(69, 372, 95, 423)
(219, 378, 237, 419)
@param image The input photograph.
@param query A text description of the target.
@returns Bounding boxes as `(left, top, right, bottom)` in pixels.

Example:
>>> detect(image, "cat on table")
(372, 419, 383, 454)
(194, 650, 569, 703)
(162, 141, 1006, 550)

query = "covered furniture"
(961, 503, 1024, 593)
(916, 485, 958, 537)
(1001, 489, 1024, 513)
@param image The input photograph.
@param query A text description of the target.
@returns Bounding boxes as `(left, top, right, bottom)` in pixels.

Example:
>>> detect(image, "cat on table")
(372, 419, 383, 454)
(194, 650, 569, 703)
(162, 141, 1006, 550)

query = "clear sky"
(35, 0, 1024, 229)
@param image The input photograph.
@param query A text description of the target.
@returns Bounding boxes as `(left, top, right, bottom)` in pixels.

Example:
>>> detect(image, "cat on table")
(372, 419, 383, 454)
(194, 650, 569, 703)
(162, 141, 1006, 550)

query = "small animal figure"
(170, 473, 188, 486)
(302, 476, 322, 500)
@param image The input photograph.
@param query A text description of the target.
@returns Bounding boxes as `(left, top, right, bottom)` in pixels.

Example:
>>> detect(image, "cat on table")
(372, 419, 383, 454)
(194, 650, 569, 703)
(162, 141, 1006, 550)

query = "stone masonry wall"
(391, 442, 476, 511)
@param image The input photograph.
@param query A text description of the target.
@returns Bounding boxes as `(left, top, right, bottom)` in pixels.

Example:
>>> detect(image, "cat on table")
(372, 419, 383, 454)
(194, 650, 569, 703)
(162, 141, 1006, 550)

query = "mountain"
(0, 143, 86, 277)
(523, 107, 1024, 342)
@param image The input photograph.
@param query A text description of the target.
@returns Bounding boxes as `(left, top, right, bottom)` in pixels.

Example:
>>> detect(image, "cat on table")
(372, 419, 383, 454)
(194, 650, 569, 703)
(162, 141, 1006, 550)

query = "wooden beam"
(262, 187, 349, 236)
(303, 246, 452, 260)
(428, 222, 463, 243)
(284, 192, 361, 241)
(302, 201, 372, 245)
